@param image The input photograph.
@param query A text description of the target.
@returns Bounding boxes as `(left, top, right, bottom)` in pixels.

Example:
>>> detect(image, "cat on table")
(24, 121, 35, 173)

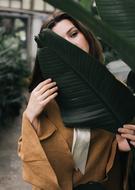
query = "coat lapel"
(19, 112, 57, 161)
(37, 113, 57, 141)
(45, 100, 74, 152)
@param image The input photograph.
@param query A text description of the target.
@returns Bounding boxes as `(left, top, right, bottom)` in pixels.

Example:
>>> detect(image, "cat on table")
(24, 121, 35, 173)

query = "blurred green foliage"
(79, 0, 92, 10)
(0, 30, 30, 125)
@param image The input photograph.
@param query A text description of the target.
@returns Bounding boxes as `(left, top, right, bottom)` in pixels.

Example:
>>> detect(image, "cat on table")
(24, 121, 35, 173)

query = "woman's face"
(52, 19, 89, 53)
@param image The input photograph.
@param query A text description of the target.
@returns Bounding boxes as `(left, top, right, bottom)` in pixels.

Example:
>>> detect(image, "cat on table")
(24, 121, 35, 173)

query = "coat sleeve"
(18, 112, 61, 190)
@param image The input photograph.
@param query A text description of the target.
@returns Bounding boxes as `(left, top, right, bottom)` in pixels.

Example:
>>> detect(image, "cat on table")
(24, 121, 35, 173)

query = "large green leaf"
(44, 0, 135, 71)
(96, 0, 135, 45)
(35, 29, 135, 133)
(79, 0, 93, 11)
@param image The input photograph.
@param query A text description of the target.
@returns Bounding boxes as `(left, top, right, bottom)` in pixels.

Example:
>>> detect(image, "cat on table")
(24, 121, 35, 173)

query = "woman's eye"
(70, 31, 78, 38)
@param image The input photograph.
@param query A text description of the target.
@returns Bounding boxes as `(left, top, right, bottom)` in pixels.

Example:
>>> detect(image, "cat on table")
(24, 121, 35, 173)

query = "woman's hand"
(116, 124, 135, 151)
(25, 78, 58, 124)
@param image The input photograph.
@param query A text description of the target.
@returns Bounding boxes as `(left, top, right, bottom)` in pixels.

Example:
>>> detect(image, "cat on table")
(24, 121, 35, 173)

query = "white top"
(71, 128, 91, 175)
(106, 59, 131, 82)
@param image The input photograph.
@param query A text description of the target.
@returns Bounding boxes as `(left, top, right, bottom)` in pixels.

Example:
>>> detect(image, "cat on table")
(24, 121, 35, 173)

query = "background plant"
(0, 30, 30, 125)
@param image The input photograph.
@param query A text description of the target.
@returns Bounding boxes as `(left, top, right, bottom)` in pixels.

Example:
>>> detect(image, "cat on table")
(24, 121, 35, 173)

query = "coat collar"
(19, 112, 49, 161)
(45, 100, 73, 150)
(38, 113, 57, 141)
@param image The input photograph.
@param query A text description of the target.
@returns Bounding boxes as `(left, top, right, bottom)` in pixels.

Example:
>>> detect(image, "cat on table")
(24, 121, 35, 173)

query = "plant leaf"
(44, 0, 135, 71)
(35, 29, 135, 133)
(79, 0, 93, 11)
(96, 0, 135, 45)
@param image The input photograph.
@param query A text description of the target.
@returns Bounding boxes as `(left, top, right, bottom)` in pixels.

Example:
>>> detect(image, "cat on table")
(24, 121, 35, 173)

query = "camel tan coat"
(18, 101, 130, 190)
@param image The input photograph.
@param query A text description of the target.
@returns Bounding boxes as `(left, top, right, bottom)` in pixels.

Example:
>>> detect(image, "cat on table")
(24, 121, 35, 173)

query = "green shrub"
(0, 32, 30, 124)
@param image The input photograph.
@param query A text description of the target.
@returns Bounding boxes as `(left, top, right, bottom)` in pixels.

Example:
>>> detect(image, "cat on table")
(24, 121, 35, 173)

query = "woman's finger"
(42, 92, 58, 106)
(118, 127, 135, 135)
(123, 124, 135, 131)
(121, 133, 135, 141)
(116, 134, 131, 151)
(39, 86, 58, 101)
(38, 81, 57, 95)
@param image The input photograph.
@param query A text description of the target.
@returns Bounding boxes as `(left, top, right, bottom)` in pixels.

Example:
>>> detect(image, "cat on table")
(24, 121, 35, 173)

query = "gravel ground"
(0, 116, 31, 190)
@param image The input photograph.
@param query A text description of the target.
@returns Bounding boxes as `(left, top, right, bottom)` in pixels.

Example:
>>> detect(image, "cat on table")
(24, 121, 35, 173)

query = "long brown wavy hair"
(29, 11, 104, 92)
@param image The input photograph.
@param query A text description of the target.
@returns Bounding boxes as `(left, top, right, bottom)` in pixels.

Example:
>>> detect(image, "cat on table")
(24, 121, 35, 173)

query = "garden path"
(0, 115, 31, 190)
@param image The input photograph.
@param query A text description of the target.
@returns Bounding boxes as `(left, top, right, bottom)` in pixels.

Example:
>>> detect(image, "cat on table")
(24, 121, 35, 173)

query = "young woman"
(18, 11, 135, 190)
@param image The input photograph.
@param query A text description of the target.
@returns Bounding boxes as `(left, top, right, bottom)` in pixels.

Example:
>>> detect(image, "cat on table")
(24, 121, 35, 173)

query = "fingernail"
(47, 78, 52, 82)
(118, 128, 122, 132)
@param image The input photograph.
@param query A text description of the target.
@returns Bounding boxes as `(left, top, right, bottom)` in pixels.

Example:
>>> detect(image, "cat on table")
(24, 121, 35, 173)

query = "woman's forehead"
(52, 19, 76, 37)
